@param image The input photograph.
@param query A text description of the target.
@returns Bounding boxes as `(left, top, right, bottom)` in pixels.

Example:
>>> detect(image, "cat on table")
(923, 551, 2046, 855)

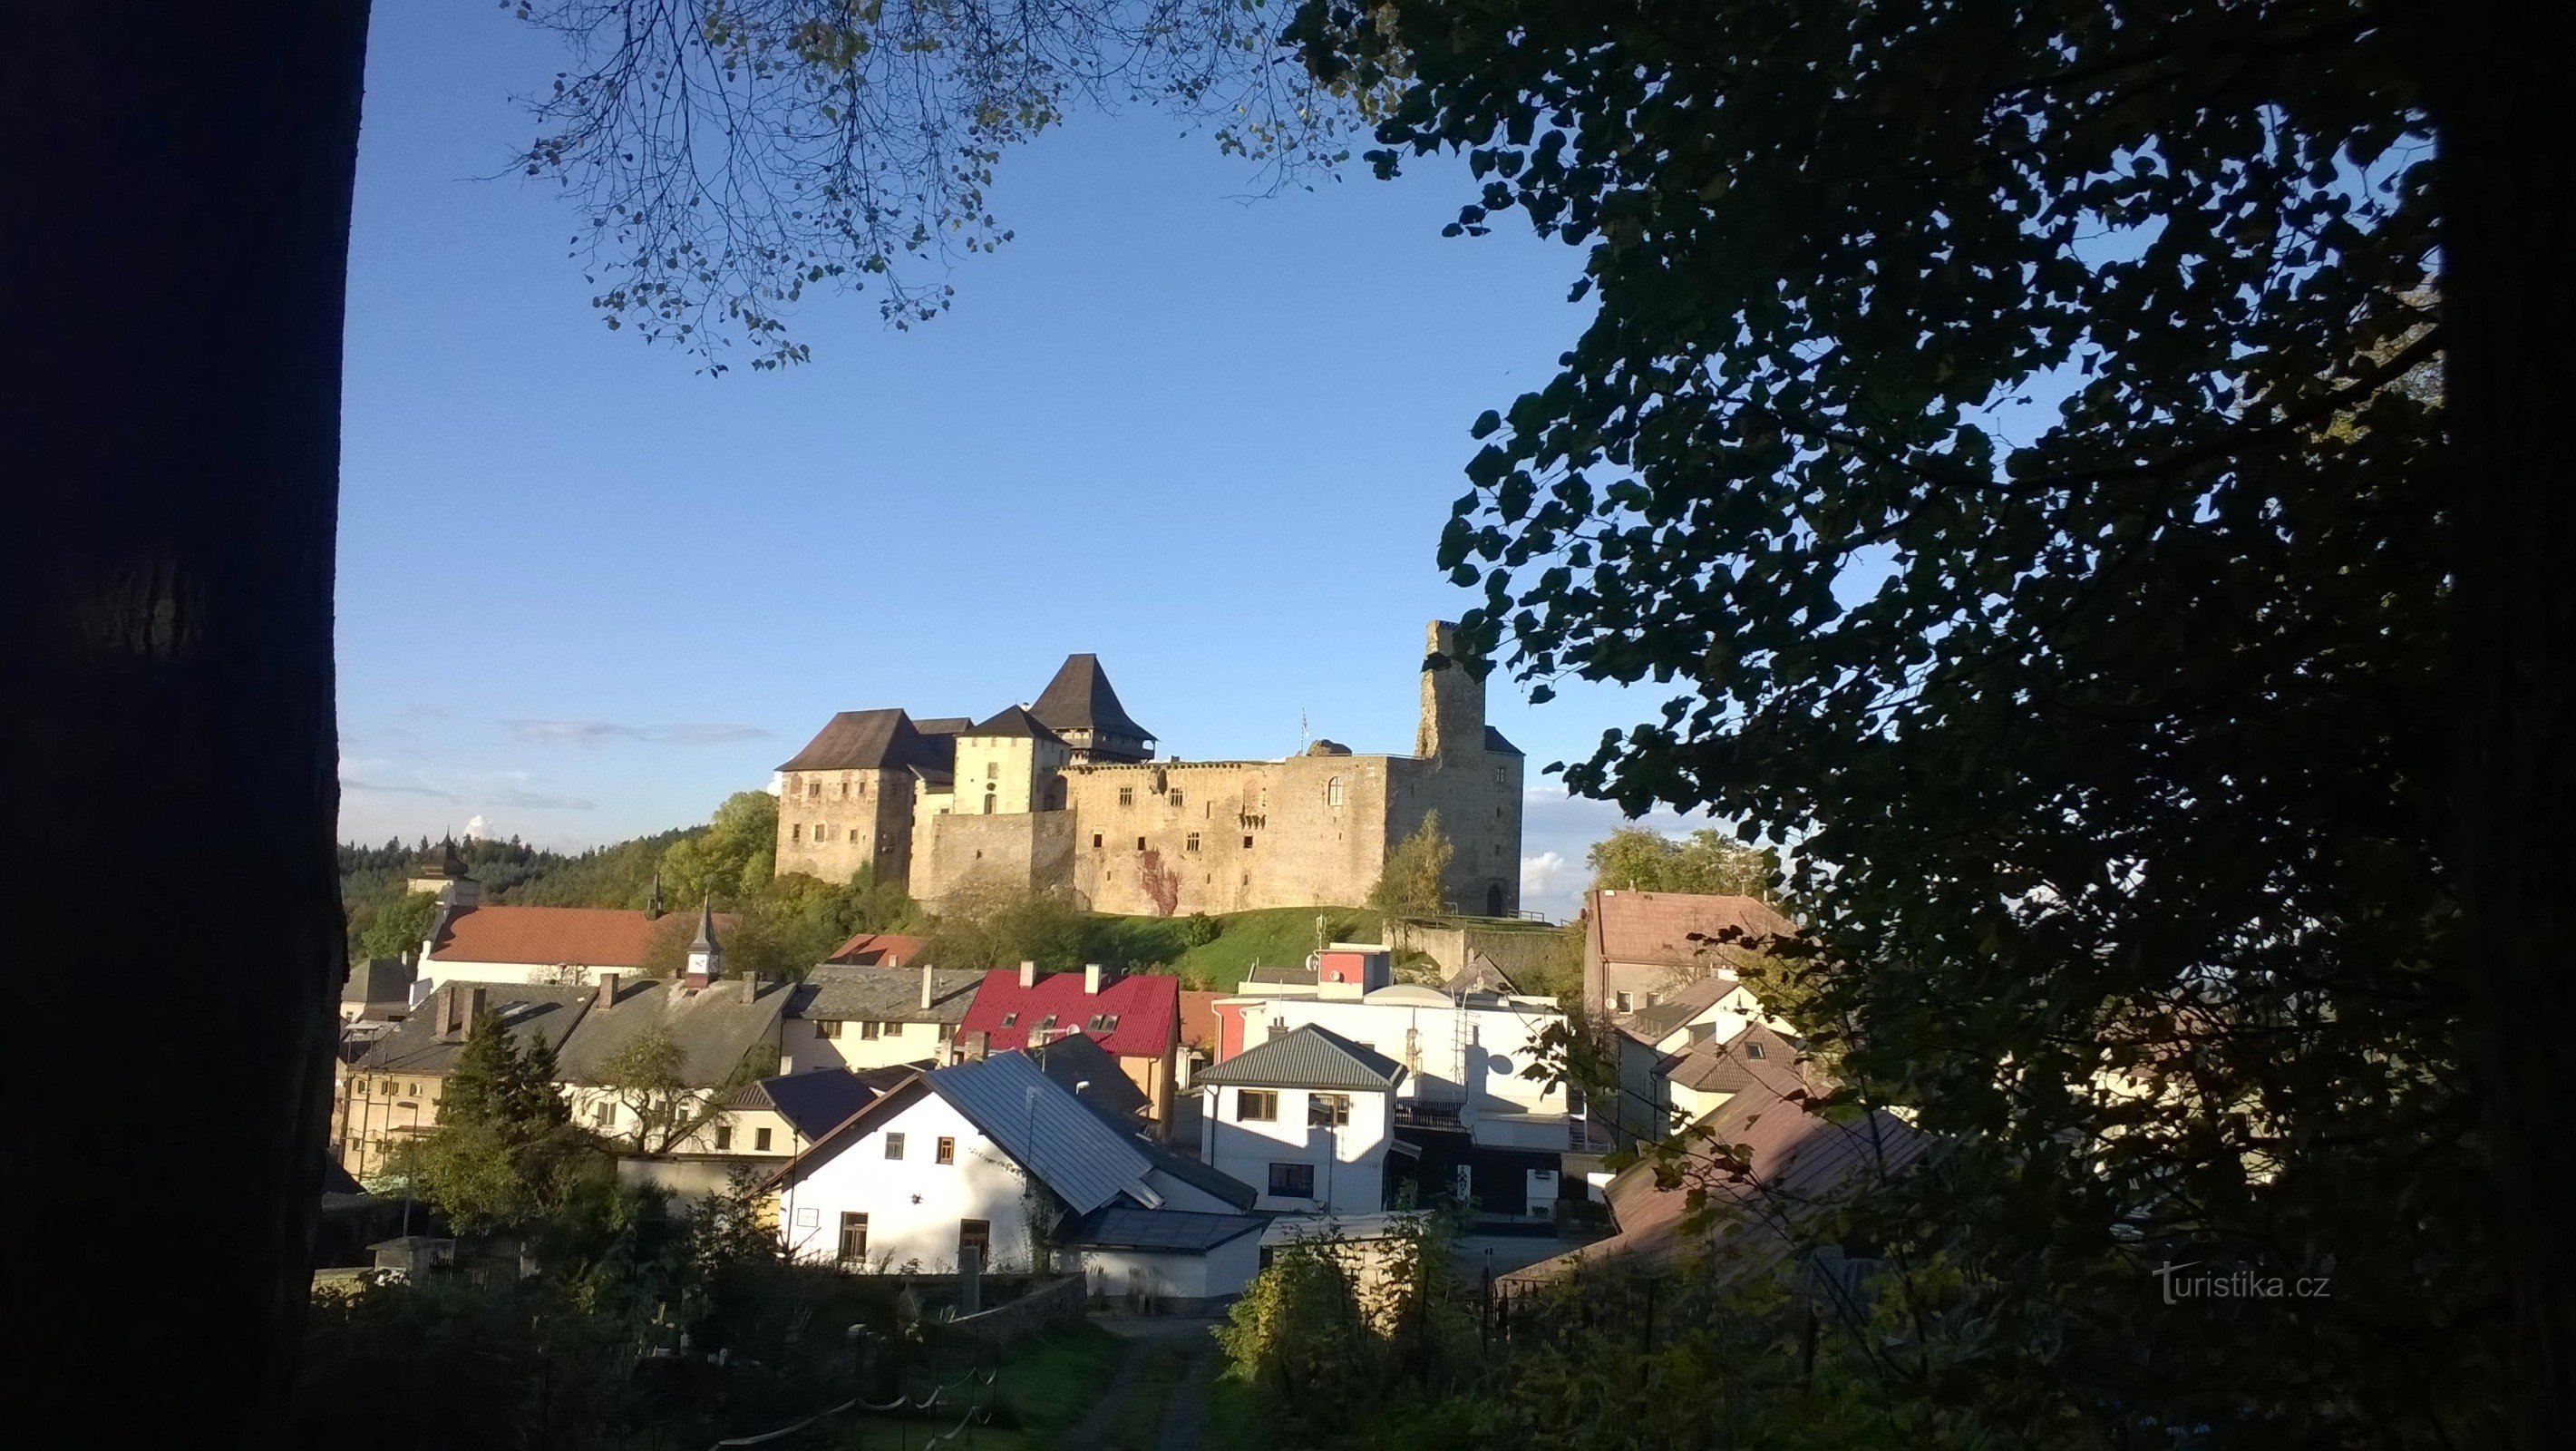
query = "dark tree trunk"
(3, 5, 370, 1443)
(2439, 4, 2576, 1446)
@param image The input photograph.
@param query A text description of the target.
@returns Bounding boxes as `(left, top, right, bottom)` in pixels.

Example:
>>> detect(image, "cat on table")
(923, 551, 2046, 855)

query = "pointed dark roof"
(690, 894, 721, 956)
(415, 836, 471, 880)
(777, 708, 930, 772)
(964, 705, 1064, 742)
(1029, 654, 1152, 742)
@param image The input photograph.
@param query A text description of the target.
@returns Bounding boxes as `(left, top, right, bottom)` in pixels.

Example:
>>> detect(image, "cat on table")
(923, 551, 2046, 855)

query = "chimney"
(1018, 960, 1037, 988)
(594, 972, 621, 1010)
(920, 963, 936, 1012)
(741, 971, 763, 1004)
(434, 984, 462, 1043)
(461, 986, 489, 1037)
(1084, 962, 1104, 996)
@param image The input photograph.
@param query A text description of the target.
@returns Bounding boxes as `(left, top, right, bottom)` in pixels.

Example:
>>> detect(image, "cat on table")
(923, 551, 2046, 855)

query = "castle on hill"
(773, 621, 1525, 919)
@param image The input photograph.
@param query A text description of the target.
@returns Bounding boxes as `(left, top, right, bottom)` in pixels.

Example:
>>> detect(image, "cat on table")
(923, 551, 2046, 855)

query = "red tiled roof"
(428, 905, 733, 968)
(1589, 890, 1797, 968)
(826, 931, 926, 967)
(961, 969, 1178, 1059)
(1178, 990, 1224, 1053)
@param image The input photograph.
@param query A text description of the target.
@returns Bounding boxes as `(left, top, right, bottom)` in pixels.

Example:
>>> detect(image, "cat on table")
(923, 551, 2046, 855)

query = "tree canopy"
(1299, 0, 2493, 1441)
(1585, 825, 1776, 900)
(1368, 810, 1455, 920)
(416, 1011, 600, 1232)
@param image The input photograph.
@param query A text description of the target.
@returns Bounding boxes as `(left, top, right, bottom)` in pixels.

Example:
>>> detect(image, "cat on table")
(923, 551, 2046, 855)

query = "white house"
(1607, 973, 1763, 1143)
(769, 1050, 1264, 1303)
(1196, 1026, 1405, 1214)
(1225, 983, 1581, 1150)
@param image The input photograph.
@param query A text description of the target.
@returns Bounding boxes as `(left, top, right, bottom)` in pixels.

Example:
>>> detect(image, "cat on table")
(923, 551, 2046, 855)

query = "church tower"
(1415, 619, 1486, 762)
(684, 893, 723, 988)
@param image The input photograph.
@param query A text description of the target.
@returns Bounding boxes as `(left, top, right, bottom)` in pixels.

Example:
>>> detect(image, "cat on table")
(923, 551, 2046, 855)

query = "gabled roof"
(776, 707, 928, 773)
(824, 931, 927, 967)
(344, 957, 415, 1006)
(912, 716, 973, 736)
(794, 965, 985, 1024)
(428, 904, 730, 969)
(962, 705, 1063, 743)
(1482, 726, 1522, 756)
(962, 969, 1179, 1059)
(1442, 955, 1522, 996)
(415, 837, 471, 879)
(924, 1052, 1156, 1215)
(1589, 890, 1797, 969)
(1029, 1031, 1152, 1120)
(1198, 1025, 1406, 1092)
(352, 985, 593, 1076)
(721, 1070, 880, 1140)
(1029, 654, 1153, 743)
(1502, 1086, 1932, 1288)
(554, 978, 790, 1089)
(1623, 973, 1751, 1044)
(1048, 1052, 1259, 1212)
(1659, 1023, 1806, 1097)
(1055, 1205, 1266, 1252)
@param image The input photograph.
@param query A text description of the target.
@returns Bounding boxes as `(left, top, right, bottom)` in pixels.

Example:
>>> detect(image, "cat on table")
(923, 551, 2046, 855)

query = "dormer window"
(1086, 1013, 1119, 1032)
(1745, 1041, 1767, 1060)
(1000, 1012, 1018, 1027)
(1035, 1015, 1058, 1032)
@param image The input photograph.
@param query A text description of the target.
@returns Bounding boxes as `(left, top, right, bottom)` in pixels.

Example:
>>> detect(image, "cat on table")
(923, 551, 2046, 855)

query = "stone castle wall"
(1060, 754, 1395, 916)
(776, 766, 916, 887)
(914, 809, 1079, 903)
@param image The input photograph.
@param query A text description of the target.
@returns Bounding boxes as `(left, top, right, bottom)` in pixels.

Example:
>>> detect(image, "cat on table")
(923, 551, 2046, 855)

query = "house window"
(819, 1019, 844, 1040)
(594, 1103, 614, 1126)
(1169, 790, 1184, 810)
(859, 1020, 884, 1040)
(1326, 776, 1344, 807)
(885, 1133, 906, 1160)
(1035, 1015, 1058, 1033)
(1237, 1090, 1278, 1122)
(1001, 1012, 1018, 1027)
(1642, 992, 1660, 1008)
(1118, 786, 1134, 806)
(1308, 1093, 1352, 1128)
(839, 1212, 869, 1263)
(937, 1136, 956, 1164)
(1185, 832, 1201, 852)
(754, 1125, 773, 1151)
(1615, 991, 1635, 1012)
(1745, 1041, 1767, 1060)
(1268, 1163, 1317, 1199)
(714, 1125, 733, 1151)
(959, 1219, 992, 1261)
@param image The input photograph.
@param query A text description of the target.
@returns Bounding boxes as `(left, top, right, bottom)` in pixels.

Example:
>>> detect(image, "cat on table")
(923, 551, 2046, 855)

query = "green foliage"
(655, 790, 777, 905)
(920, 879, 1089, 972)
(1585, 826, 1777, 900)
(1216, 1214, 1476, 1439)
(596, 1025, 691, 1154)
(1367, 811, 1453, 921)
(1303, 0, 2486, 1440)
(354, 890, 438, 962)
(415, 1012, 604, 1233)
(1179, 911, 1221, 948)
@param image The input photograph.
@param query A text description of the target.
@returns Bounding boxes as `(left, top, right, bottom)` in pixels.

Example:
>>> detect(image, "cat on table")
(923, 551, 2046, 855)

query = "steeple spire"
(684, 892, 723, 988)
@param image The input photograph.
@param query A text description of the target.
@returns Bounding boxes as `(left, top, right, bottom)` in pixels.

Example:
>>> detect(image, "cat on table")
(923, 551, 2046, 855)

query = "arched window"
(982, 792, 996, 815)
(1485, 882, 1506, 917)
(1326, 776, 1344, 807)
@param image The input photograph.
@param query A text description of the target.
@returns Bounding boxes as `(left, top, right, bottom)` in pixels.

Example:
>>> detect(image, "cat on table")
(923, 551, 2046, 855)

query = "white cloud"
(463, 813, 491, 840)
(506, 719, 773, 748)
(1520, 851, 1573, 918)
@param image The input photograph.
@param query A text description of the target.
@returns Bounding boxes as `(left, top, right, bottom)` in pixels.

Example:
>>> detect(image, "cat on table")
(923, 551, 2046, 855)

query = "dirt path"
(1152, 1339, 1220, 1451)
(1056, 1334, 1154, 1451)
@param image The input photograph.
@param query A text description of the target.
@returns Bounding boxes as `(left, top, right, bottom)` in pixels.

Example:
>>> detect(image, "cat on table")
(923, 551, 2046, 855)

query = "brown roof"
(1178, 989, 1223, 1053)
(429, 904, 732, 968)
(777, 708, 946, 773)
(1622, 973, 1755, 1044)
(825, 931, 926, 967)
(1029, 654, 1152, 742)
(1503, 1084, 1931, 1287)
(1589, 890, 1796, 969)
(1659, 1023, 1806, 1096)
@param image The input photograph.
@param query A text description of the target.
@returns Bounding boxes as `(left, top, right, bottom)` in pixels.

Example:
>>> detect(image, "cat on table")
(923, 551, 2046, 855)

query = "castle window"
(1243, 834, 1255, 850)
(1169, 790, 1184, 810)
(1326, 777, 1344, 807)
(1118, 787, 1134, 807)
(792, 824, 802, 842)
(1092, 833, 1103, 849)
(986, 762, 998, 781)
(806, 780, 821, 799)
(1185, 833, 1201, 852)
(983, 793, 996, 814)
(1136, 836, 1147, 852)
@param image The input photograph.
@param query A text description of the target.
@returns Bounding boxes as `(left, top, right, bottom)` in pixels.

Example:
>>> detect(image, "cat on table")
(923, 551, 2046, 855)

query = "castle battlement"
(773, 622, 1524, 920)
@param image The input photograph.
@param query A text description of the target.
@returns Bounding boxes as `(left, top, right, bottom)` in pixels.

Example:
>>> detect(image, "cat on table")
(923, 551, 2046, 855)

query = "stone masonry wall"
(1063, 753, 1394, 916)
(776, 766, 915, 887)
(913, 809, 1077, 909)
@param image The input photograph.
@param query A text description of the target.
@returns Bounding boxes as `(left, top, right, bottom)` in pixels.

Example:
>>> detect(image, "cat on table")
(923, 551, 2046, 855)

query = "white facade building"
(1196, 1026, 1406, 1214)
(1226, 984, 1582, 1150)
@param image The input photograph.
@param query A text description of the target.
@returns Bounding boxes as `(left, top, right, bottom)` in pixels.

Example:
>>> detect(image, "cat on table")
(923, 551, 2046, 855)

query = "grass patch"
(1085, 906, 1382, 990)
(838, 1322, 1124, 1451)
(1203, 1372, 1275, 1451)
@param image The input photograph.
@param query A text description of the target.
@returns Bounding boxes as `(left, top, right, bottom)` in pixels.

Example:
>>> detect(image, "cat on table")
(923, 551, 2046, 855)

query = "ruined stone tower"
(1415, 619, 1487, 762)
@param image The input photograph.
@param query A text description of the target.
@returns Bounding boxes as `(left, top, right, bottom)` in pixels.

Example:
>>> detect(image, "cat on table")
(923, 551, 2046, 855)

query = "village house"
(1582, 887, 1797, 1020)
(821, 930, 926, 967)
(335, 980, 592, 1180)
(768, 1051, 1264, 1307)
(960, 963, 1181, 1131)
(409, 871, 735, 994)
(549, 905, 796, 1151)
(1197, 1025, 1407, 1214)
(784, 963, 985, 1072)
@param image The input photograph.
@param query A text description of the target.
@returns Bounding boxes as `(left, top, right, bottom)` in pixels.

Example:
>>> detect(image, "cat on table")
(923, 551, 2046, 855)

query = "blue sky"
(336, 2, 1707, 916)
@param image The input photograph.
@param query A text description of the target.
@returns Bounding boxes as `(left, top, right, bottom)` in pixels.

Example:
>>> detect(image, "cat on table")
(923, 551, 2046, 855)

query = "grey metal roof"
(1055, 1205, 1266, 1253)
(792, 966, 985, 1025)
(1029, 1033, 1151, 1120)
(1195, 1025, 1407, 1091)
(926, 1051, 1154, 1215)
(351, 984, 592, 1076)
(554, 978, 790, 1089)
(1051, 1060, 1259, 1212)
